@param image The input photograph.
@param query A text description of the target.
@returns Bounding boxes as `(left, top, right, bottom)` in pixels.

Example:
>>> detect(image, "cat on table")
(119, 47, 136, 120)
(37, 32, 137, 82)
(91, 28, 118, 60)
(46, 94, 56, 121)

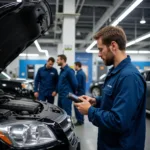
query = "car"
(89, 71, 150, 114)
(0, 1, 80, 150)
(89, 73, 106, 97)
(0, 71, 34, 98)
(140, 70, 150, 114)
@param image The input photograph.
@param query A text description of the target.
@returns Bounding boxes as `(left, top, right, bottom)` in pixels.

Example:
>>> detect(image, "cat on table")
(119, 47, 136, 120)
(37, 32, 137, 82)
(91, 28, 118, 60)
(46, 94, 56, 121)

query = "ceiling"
(1, 0, 150, 51)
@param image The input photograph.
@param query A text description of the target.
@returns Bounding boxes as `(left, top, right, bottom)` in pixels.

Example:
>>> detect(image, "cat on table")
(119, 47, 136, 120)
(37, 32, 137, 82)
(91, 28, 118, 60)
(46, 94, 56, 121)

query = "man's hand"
(74, 97, 91, 115)
(34, 92, 39, 98)
(52, 91, 57, 97)
(79, 95, 96, 106)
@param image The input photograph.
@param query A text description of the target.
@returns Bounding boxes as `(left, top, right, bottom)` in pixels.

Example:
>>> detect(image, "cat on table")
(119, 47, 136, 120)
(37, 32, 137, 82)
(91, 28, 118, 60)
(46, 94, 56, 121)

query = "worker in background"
(74, 26, 146, 150)
(34, 57, 58, 104)
(74, 61, 86, 126)
(57, 54, 78, 116)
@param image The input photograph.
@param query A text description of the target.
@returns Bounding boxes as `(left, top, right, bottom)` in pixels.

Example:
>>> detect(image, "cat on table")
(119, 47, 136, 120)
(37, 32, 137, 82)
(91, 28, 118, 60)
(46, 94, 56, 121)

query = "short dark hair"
(48, 57, 55, 63)
(75, 62, 82, 68)
(93, 26, 127, 50)
(58, 54, 67, 62)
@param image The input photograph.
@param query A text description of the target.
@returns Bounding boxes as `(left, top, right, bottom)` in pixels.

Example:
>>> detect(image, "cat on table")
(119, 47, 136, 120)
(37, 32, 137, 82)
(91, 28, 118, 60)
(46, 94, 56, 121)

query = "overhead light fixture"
(16, 0, 22, 2)
(87, 50, 150, 54)
(140, 9, 146, 24)
(126, 32, 150, 47)
(86, 0, 143, 53)
(34, 40, 49, 57)
(126, 50, 150, 54)
(111, 0, 143, 26)
(19, 53, 39, 57)
(126, 51, 139, 54)
(140, 17, 146, 24)
(139, 51, 150, 54)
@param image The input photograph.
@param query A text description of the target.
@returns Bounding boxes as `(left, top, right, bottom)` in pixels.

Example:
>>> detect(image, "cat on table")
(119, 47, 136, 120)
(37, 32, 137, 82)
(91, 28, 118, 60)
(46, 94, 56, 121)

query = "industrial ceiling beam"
(38, 39, 92, 44)
(79, 0, 125, 49)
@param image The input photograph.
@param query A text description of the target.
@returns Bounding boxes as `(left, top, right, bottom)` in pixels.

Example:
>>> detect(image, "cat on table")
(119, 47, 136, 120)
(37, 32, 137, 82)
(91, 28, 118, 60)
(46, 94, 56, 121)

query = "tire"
(92, 87, 100, 97)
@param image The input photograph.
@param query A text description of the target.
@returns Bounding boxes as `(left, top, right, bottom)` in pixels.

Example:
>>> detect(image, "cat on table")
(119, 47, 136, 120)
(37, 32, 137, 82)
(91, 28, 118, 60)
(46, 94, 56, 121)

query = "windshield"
(0, 72, 11, 80)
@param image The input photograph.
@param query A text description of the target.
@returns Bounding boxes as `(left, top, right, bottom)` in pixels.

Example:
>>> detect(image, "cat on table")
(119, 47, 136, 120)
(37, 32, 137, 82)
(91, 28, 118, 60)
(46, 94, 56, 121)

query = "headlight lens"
(21, 82, 33, 90)
(0, 121, 56, 148)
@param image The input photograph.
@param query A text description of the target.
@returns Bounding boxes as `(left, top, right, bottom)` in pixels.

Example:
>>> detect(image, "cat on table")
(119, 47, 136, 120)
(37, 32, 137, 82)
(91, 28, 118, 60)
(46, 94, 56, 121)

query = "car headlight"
(0, 121, 56, 148)
(21, 82, 33, 90)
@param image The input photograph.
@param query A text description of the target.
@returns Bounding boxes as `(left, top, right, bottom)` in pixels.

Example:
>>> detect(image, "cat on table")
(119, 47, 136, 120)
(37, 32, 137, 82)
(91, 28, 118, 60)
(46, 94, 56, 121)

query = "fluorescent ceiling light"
(126, 51, 138, 54)
(139, 51, 150, 54)
(16, 0, 22, 2)
(126, 51, 150, 54)
(126, 32, 150, 47)
(19, 53, 39, 57)
(86, 41, 97, 52)
(87, 50, 150, 54)
(111, 0, 143, 26)
(34, 40, 49, 57)
(86, 0, 143, 53)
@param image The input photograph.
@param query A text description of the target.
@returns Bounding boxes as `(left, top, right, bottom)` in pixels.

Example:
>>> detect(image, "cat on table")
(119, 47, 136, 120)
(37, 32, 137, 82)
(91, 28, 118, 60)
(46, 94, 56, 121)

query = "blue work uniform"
(34, 65, 58, 104)
(57, 65, 78, 116)
(75, 69, 86, 124)
(88, 56, 146, 150)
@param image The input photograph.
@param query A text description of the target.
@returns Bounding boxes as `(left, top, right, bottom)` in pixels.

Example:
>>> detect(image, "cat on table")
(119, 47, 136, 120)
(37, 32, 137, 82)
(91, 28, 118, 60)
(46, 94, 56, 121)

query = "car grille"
(59, 117, 78, 146)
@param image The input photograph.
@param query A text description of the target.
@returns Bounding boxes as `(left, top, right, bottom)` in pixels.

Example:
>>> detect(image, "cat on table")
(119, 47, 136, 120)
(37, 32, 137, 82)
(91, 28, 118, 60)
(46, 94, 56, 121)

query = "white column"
(57, 43, 63, 55)
(62, 0, 76, 67)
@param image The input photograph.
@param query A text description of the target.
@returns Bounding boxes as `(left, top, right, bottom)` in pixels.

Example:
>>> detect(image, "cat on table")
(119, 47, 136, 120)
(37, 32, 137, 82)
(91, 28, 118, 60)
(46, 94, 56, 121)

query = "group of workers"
(34, 54, 86, 126)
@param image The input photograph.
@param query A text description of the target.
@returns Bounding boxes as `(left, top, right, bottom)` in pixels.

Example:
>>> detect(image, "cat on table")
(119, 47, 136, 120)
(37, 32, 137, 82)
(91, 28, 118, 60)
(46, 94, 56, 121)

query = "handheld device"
(67, 93, 82, 103)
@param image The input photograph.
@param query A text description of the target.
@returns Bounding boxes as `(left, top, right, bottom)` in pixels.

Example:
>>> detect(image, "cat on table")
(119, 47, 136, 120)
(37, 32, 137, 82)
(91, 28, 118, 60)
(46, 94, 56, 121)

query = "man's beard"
(104, 48, 114, 66)
(57, 62, 63, 66)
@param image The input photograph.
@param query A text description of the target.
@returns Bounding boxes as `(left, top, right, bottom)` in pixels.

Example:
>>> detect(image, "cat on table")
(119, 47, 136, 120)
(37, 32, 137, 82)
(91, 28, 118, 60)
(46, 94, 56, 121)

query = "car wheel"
(92, 87, 100, 97)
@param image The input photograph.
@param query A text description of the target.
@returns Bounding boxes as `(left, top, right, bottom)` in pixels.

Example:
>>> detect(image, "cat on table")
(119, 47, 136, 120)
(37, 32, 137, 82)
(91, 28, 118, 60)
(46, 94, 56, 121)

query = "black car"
(89, 71, 150, 114)
(89, 74, 106, 97)
(0, 1, 80, 150)
(0, 72, 34, 98)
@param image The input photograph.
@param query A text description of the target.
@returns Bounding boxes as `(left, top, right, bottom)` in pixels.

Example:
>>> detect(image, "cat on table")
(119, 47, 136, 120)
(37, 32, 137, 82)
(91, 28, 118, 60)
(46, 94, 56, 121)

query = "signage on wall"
(64, 45, 72, 51)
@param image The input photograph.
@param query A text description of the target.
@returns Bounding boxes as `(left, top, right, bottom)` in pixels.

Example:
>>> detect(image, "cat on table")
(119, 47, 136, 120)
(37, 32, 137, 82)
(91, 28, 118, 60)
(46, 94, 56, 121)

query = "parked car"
(0, 71, 34, 98)
(89, 71, 150, 114)
(89, 73, 106, 97)
(0, 1, 80, 150)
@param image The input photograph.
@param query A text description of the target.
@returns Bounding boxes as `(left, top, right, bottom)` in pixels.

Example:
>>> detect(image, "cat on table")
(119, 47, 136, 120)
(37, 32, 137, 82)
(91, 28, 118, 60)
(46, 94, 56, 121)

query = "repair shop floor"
(75, 115, 150, 150)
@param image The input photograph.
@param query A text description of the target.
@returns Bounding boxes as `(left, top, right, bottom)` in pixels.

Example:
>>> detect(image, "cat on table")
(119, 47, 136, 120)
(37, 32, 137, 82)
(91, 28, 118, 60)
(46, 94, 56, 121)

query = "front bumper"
(0, 115, 80, 150)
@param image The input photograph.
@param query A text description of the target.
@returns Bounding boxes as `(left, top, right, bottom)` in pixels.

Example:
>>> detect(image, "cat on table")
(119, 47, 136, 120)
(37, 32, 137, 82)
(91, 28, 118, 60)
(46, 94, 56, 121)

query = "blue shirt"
(34, 65, 58, 96)
(76, 69, 86, 96)
(88, 56, 146, 150)
(57, 64, 78, 97)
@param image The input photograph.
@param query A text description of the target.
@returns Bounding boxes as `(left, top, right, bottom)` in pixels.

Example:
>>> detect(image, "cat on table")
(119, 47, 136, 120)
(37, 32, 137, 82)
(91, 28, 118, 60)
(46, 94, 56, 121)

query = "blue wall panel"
(132, 61, 150, 70)
(19, 59, 46, 78)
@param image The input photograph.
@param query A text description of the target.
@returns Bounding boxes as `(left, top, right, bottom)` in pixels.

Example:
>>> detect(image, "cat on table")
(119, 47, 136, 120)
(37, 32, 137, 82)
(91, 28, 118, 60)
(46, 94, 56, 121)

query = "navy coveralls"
(34, 65, 58, 104)
(88, 56, 146, 150)
(75, 69, 86, 123)
(57, 65, 78, 116)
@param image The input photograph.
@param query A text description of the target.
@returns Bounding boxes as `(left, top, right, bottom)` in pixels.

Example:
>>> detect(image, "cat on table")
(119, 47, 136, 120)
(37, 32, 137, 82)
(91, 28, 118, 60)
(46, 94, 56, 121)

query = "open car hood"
(0, 0, 53, 72)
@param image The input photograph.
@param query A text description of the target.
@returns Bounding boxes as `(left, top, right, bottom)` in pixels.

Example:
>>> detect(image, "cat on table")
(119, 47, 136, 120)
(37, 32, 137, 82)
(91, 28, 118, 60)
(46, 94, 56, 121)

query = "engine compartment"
(0, 95, 42, 115)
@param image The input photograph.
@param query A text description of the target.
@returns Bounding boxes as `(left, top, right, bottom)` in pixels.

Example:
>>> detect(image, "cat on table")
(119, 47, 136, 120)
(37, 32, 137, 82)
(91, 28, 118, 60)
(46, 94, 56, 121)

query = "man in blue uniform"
(75, 26, 146, 150)
(57, 54, 78, 116)
(34, 57, 58, 104)
(74, 62, 86, 126)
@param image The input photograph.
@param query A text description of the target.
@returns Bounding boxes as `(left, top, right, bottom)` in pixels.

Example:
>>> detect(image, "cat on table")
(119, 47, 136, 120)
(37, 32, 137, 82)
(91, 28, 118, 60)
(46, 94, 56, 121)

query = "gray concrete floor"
(74, 116, 150, 150)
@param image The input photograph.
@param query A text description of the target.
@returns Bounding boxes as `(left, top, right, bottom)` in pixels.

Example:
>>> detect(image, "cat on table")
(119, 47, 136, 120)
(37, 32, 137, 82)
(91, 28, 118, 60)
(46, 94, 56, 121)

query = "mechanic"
(74, 26, 146, 150)
(74, 61, 86, 126)
(57, 54, 78, 116)
(34, 57, 58, 104)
